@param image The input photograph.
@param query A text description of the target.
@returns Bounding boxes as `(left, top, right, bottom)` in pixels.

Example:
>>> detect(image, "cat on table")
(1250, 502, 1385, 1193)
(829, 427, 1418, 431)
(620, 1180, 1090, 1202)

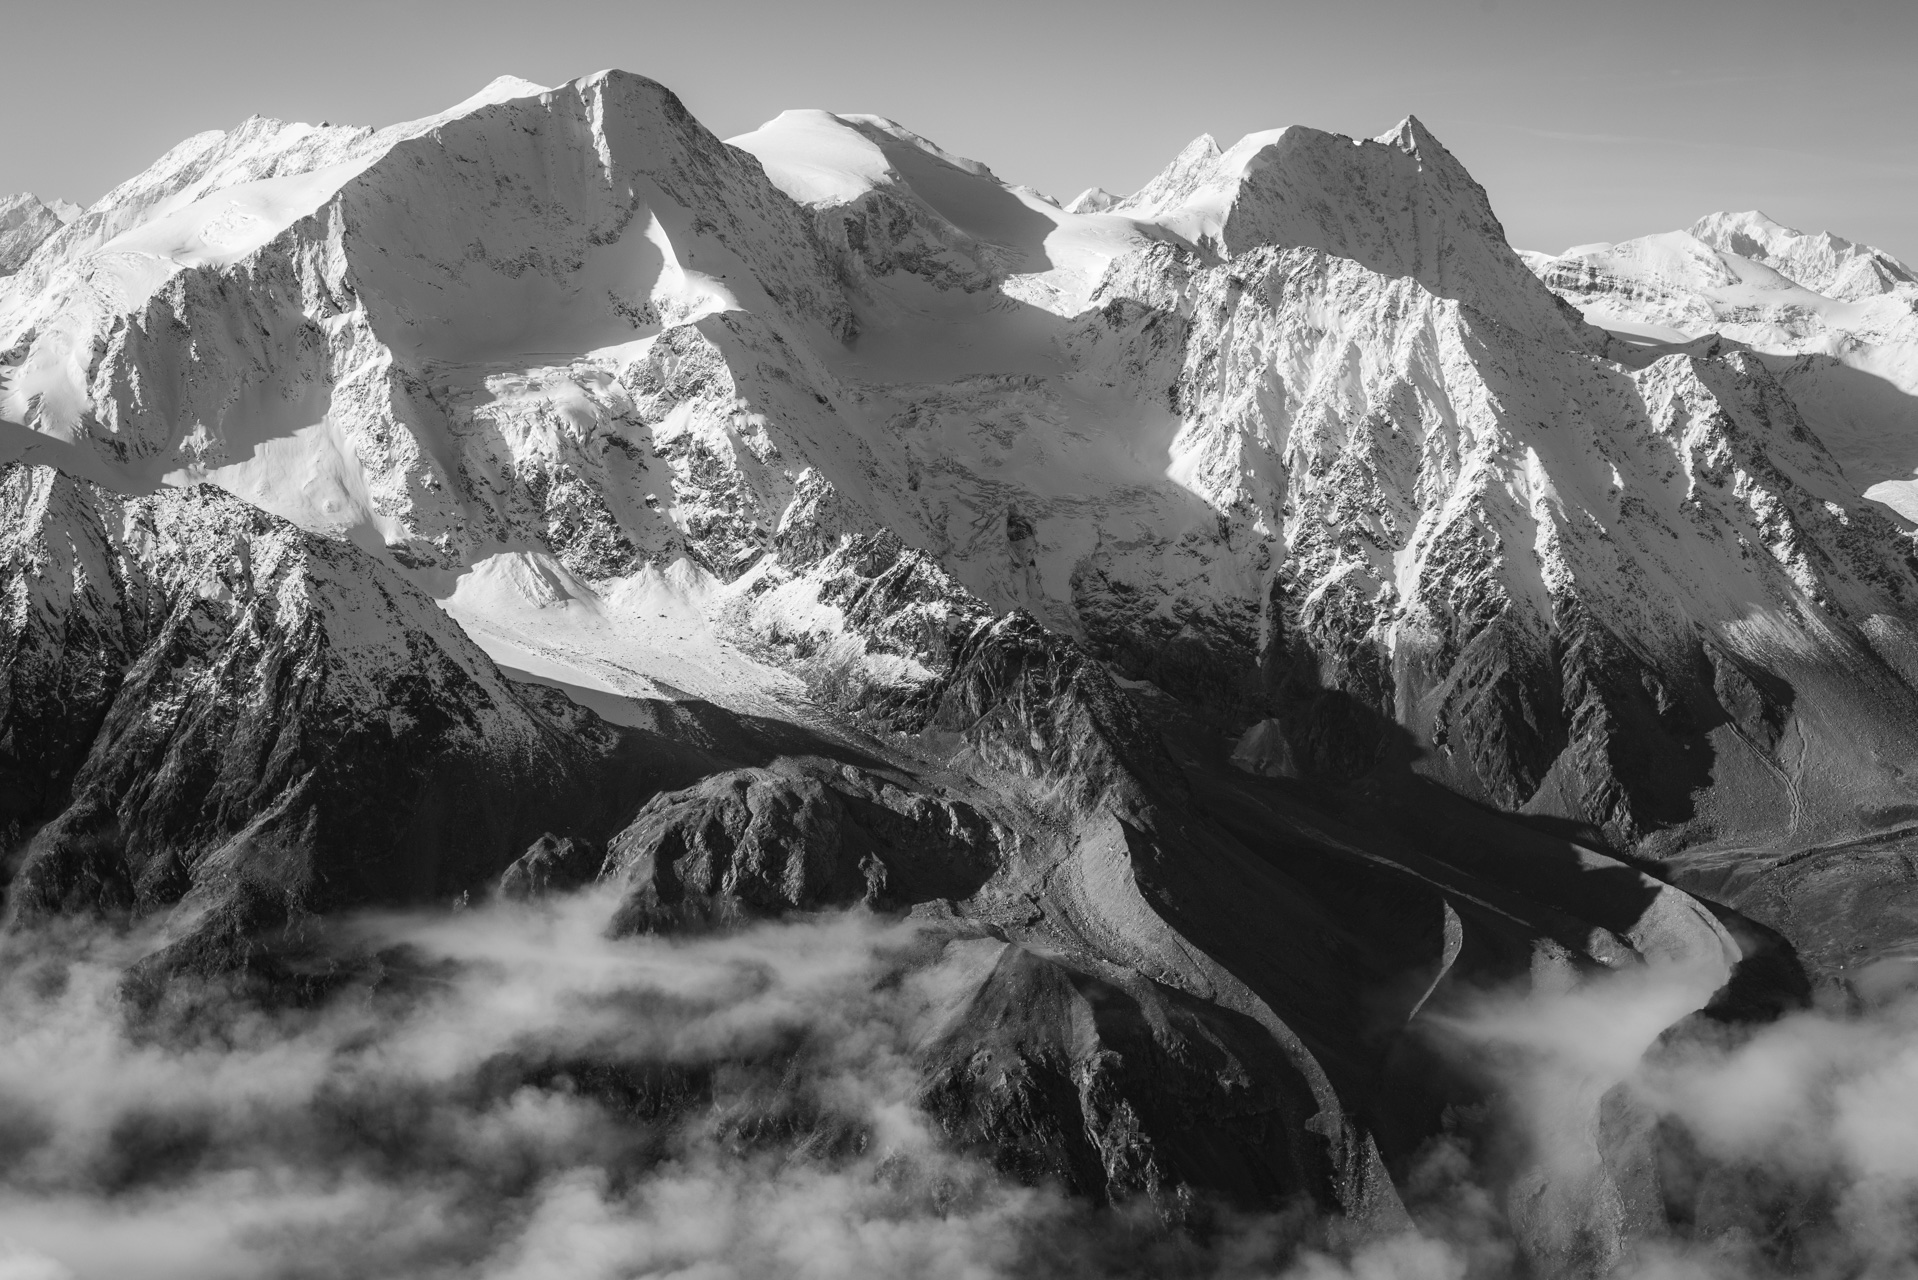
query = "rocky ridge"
(0, 193, 76, 275)
(0, 461, 699, 946)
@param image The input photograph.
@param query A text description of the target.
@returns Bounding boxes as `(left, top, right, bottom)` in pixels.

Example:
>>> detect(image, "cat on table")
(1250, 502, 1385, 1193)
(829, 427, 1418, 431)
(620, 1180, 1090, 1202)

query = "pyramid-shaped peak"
(1115, 133, 1230, 216)
(1115, 115, 1583, 345)
(1376, 115, 1472, 179)
(0, 193, 80, 273)
(1383, 114, 1437, 149)
(1065, 187, 1122, 214)
(475, 74, 552, 100)
(0, 192, 55, 227)
(413, 75, 555, 127)
(574, 68, 680, 97)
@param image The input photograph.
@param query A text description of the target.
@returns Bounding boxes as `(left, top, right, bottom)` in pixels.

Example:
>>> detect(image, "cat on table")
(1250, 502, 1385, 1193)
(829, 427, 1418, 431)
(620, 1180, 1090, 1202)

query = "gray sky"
(7, 0, 1916, 261)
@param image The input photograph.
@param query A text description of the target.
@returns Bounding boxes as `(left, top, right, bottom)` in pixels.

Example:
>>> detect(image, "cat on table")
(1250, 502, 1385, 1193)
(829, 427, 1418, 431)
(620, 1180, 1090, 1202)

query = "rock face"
(917, 934, 1330, 1216)
(0, 463, 668, 942)
(603, 761, 998, 931)
(4, 67, 1914, 1269)
(0, 193, 73, 275)
(496, 832, 604, 900)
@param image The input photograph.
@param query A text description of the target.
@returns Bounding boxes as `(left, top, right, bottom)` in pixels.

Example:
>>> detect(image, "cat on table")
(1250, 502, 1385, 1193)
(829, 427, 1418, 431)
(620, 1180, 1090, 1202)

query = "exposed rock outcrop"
(0, 193, 72, 275)
(497, 832, 605, 900)
(603, 760, 998, 932)
(0, 465, 669, 935)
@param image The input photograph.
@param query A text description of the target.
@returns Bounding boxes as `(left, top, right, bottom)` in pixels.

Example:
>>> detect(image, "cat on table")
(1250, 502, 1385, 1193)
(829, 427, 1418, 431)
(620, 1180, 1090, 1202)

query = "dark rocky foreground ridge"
(1, 68, 1915, 1275)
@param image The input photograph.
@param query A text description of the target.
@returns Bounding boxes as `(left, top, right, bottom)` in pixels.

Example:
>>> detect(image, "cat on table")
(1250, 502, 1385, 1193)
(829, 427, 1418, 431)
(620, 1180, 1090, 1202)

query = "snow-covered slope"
(1690, 210, 1918, 302)
(0, 72, 853, 622)
(730, 108, 1174, 315)
(1524, 214, 1918, 519)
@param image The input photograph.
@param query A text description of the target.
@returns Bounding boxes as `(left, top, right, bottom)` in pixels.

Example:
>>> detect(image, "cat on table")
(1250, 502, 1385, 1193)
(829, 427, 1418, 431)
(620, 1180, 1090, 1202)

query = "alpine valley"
(5, 70, 1918, 1279)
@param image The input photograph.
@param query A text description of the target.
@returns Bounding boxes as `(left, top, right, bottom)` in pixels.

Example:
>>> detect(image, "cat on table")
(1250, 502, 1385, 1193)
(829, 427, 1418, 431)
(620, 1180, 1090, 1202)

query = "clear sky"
(7, 0, 1916, 261)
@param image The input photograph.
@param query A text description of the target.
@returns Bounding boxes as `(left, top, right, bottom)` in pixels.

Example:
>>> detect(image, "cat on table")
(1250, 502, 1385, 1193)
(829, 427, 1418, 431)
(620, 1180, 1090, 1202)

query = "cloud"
(0, 897, 1279, 1280)
(0, 897, 1054, 1279)
(1405, 942, 1918, 1280)
(0, 1243, 75, 1280)
(8, 889, 1918, 1279)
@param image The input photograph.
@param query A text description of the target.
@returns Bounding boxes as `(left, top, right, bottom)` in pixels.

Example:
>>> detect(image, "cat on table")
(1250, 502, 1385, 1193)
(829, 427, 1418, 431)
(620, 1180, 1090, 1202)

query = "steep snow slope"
(0, 71, 856, 669)
(1524, 215, 1918, 519)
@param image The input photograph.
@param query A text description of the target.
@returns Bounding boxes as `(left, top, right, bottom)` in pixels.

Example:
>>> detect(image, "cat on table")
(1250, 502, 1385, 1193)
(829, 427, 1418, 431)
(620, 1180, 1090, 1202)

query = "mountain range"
(4, 70, 1918, 1277)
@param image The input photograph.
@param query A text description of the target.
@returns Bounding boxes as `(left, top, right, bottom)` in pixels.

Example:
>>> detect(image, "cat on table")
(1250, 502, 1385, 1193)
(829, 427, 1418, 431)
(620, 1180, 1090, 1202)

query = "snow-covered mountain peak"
(1688, 209, 1918, 301)
(1113, 131, 1228, 217)
(729, 110, 1023, 232)
(837, 115, 1003, 180)
(0, 66, 855, 563)
(1116, 117, 1587, 345)
(730, 108, 1164, 311)
(1527, 214, 1918, 522)
(2, 73, 628, 300)
(1380, 113, 1448, 161)
(1549, 230, 1747, 294)
(727, 110, 899, 204)
(442, 73, 553, 115)
(1064, 187, 1121, 214)
(17, 71, 1918, 1274)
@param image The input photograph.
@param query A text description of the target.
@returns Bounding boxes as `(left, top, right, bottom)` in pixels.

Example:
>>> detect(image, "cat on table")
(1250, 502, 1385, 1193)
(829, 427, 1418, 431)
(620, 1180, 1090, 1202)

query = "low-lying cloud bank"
(0, 896, 1915, 1280)
(0, 901, 1051, 1279)
(0, 898, 1238, 1280)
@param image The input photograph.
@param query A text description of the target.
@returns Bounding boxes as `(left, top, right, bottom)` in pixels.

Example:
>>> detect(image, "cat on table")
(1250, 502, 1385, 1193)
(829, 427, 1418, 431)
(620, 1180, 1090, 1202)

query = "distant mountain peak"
(0, 192, 72, 274)
(1064, 186, 1121, 214)
(1689, 208, 1917, 300)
